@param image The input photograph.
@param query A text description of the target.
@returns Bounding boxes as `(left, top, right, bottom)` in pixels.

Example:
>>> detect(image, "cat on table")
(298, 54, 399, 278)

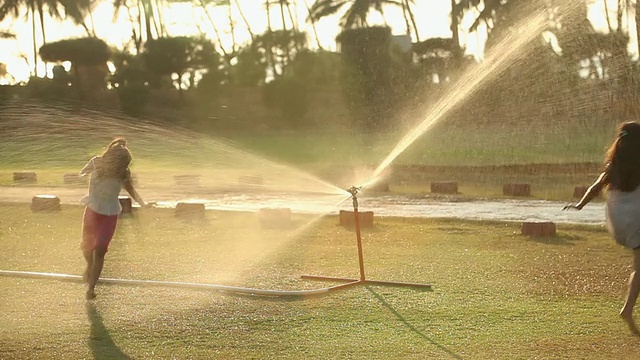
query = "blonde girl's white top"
(80, 156, 124, 216)
(606, 184, 640, 249)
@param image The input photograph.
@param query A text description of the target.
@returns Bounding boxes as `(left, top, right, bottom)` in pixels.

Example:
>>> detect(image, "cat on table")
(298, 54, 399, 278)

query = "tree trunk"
(405, 0, 419, 42)
(401, 1, 412, 38)
(450, 0, 460, 57)
(279, 1, 286, 30)
(154, 0, 165, 37)
(31, 3, 38, 77)
(604, 0, 613, 32)
(265, 1, 278, 78)
(266, 0, 272, 31)
(233, 0, 254, 41)
(303, 0, 323, 49)
(198, 0, 230, 57)
(279, 1, 291, 65)
(228, 4, 237, 54)
(616, 0, 623, 32)
(636, 0, 640, 56)
(37, 2, 46, 44)
(142, 0, 154, 41)
(88, 7, 97, 37)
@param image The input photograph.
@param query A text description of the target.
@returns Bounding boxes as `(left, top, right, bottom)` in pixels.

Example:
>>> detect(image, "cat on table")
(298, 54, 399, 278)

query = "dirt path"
(0, 185, 605, 225)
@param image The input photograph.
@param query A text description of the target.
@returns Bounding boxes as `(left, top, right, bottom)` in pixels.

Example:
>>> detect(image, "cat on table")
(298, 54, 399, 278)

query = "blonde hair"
(96, 138, 132, 181)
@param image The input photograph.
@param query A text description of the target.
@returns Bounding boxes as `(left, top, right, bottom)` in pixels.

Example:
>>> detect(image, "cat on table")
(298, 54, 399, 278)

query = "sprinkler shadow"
(366, 286, 464, 360)
(85, 302, 131, 360)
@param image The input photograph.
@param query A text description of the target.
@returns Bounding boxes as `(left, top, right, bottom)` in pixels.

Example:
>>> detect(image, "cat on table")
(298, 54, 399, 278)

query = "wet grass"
(1, 203, 639, 359)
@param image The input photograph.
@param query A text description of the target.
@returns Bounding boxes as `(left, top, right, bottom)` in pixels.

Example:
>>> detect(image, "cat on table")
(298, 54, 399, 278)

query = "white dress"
(606, 185, 640, 249)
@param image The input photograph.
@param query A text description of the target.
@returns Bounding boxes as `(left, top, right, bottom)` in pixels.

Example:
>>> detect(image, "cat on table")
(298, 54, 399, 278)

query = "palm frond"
(308, 0, 349, 21)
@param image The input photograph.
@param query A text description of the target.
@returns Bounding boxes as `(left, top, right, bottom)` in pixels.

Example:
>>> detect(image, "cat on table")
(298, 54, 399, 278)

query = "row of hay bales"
(29, 194, 558, 238)
(429, 181, 589, 198)
(11, 172, 264, 187)
(29, 194, 294, 225)
(17, 171, 560, 237)
(12, 172, 590, 198)
(13, 172, 90, 185)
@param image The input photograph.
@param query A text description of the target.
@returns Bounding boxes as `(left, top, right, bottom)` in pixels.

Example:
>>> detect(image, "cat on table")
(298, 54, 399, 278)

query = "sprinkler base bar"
(301, 274, 431, 290)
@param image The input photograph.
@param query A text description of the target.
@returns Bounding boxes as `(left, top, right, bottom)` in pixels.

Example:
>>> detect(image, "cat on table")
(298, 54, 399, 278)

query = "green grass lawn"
(1, 202, 639, 359)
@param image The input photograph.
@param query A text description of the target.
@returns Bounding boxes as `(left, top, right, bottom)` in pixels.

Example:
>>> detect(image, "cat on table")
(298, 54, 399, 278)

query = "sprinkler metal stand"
(301, 186, 431, 291)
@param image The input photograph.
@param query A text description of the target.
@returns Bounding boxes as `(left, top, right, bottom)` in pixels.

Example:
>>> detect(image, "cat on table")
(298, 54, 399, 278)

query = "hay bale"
(14, 172, 37, 183)
(339, 210, 374, 228)
(521, 221, 556, 237)
(175, 202, 205, 219)
(503, 183, 531, 197)
(258, 208, 292, 227)
(430, 181, 458, 194)
(118, 196, 133, 215)
(31, 195, 60, 212)
(63, 173, 87, 185)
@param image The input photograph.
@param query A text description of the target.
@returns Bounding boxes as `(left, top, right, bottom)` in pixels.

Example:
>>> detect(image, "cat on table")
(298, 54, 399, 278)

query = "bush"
(117, 84, 150, 117)
(262, 77, 309, 125)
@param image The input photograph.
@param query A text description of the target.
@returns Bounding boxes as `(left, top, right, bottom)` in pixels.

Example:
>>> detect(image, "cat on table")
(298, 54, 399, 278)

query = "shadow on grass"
(86, 302, 131, 360)
(366, 286, 464, 360)
(524, 233, 584, 246)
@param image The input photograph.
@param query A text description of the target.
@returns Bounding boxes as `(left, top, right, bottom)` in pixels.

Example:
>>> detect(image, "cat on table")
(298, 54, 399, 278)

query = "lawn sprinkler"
(0, 186, 430, 298)
(301, 185, 432, 291)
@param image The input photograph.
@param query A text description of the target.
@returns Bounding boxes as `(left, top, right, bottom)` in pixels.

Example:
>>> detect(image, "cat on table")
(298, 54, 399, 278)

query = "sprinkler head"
(347, 186, 362, 197)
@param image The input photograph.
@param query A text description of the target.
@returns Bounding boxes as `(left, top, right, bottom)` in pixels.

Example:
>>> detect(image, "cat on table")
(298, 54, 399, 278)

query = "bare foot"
(85, 288, 96, 301)
(620, 311, 640, 336)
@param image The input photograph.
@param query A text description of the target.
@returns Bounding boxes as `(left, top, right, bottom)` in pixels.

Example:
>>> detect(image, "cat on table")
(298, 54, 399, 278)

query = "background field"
(0, 107, 618, 202)
(1, 203, 639, 359)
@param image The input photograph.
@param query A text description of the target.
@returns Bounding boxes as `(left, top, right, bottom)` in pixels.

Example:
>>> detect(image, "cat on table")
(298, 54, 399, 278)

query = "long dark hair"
(605, 122, 640, 192)
(95, 138, 132, 181)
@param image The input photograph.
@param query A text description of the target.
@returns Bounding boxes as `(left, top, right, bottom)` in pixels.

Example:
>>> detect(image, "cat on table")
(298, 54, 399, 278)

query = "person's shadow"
(366, 286, 464, 360)
(86, 302, 131, 360)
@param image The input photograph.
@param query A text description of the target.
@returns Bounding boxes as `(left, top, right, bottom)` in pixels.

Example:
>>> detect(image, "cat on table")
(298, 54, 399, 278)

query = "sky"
(0, 0, 634, 84)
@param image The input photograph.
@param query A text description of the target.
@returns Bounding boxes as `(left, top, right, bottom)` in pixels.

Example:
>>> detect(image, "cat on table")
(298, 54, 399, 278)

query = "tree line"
(1, 0, 639, 131)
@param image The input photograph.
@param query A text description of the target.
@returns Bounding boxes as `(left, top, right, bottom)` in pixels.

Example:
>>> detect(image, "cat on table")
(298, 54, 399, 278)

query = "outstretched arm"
(564, 171, 608, 210)
(80, 157, 97, 176)
(123, 176, 146, 207)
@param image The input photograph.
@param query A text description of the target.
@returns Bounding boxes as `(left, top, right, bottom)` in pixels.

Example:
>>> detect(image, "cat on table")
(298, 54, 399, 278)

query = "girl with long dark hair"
(565, 121, 640, 335)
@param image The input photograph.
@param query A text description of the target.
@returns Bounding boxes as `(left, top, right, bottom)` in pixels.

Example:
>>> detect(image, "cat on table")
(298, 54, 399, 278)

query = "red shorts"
(81, 207, 118, 252)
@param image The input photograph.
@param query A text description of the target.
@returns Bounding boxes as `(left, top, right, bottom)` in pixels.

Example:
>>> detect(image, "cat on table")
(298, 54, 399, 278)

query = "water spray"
(301, 185, 431, 291)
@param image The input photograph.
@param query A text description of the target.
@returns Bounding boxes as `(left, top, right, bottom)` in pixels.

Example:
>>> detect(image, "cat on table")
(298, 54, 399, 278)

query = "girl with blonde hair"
(80, 138, 147, 300)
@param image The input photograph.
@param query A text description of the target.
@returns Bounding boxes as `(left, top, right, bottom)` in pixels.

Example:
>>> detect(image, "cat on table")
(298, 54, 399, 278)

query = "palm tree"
(302, 0, 323, 49)
(113, 0, 161, 44)
(308, 0, 402, 29)
(192, 0, 231, 57)
(233, 0, 254, 41)
(0, 0, 90, 76)
(400, 0, 418, 41)
(636, 0, 640, 56)
(0, 30, 16, 38)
